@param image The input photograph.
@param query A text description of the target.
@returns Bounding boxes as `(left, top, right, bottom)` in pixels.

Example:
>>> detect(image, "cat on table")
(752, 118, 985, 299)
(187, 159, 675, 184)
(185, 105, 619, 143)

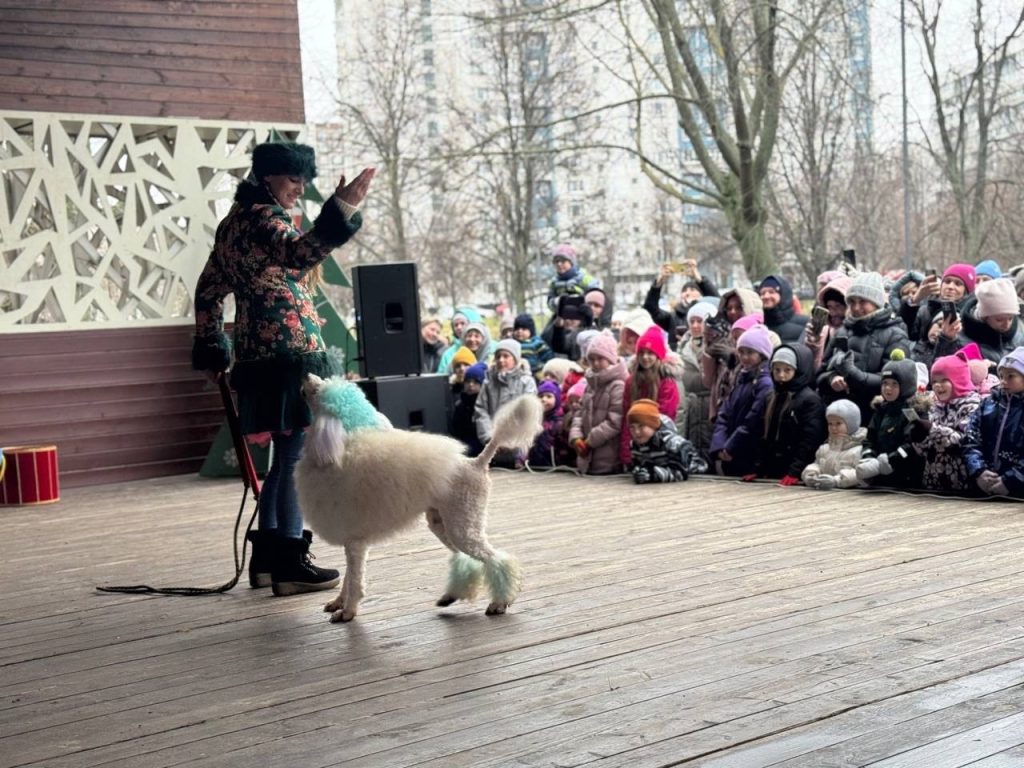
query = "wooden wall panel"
(0, 326, 225, 489)
(0, 0, 305, 122)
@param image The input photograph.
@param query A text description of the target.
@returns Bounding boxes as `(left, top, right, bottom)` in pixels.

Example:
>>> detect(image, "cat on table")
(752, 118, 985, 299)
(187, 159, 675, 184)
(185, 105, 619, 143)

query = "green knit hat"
(251, 142, 318, 181)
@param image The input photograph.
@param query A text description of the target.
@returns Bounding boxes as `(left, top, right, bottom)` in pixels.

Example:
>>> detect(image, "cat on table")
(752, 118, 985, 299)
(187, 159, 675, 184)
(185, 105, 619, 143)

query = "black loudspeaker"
(351, 262, 422, 379)
(355, 374, 451, 434)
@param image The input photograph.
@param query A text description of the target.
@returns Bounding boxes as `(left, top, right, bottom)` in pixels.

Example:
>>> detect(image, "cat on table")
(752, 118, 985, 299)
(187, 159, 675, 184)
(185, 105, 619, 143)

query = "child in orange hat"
(627, 399, 703, 483)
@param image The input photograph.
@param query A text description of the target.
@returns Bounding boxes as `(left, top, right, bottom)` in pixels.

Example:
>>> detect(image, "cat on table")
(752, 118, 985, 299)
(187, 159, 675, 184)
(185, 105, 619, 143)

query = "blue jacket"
(709, 363, 773, 475)
(963, 387, 1024, 496)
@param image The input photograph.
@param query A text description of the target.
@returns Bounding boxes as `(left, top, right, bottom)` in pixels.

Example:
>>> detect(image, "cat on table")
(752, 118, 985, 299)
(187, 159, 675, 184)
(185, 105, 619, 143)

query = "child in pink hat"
(619, 326, 681, 466)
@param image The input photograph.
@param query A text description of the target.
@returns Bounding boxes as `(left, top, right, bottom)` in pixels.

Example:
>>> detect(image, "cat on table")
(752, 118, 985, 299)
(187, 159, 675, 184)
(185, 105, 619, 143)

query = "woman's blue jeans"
(258, 431, 304, 538)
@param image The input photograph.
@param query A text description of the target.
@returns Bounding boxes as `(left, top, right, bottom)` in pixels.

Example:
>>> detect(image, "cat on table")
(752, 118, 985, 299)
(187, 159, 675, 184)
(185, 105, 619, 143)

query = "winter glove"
(976, 470, 1002, 494)
(779, 475, 801, 487)
(573, 438, 590, 458)
(632, 466, 651, 484)
(876, 452, 894, 476)
(814, 475, 838, 491)
(741, 473, 758, 483)
(991, 478, 1009, 496)
(909, 418, 932, 442)
(856, 457, 881, 480)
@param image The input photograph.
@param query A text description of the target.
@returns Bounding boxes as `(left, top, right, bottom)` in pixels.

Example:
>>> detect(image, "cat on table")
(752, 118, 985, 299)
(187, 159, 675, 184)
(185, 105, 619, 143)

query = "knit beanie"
(452, 346, 476, 367)
(686, 300, 718, 323)
(759, 275, 782, 292)
(942, 263, 977, 295)
(493, 338, 522, 365)
(845, 271, 887, 309)
(251, 142, 318, 180)
(930, 353, 975, 398)
(958, 341, 984, 361)
(537, 379, 562, 409)
(513, 313, 536, 335)
(816, 269, 844, 289)
(771, 346, 798, 369)
(575, 329, 600, 359)
(635, 326, 668, 361)
(567, 378, 588, 402)
(975, 259, 1002, 280)
(462, 321, 488, 341)
(997, 346, 1024, 377)
(880, 358, 919, 400)
(586, 333, 619, 364)
(731, 313, 765, 334)
(627, 399, 662, 429)
(736, 325, 774, 361)
(541, 357, 574, 384)
(464, 362, 487, 383)
(817, 276, 853, 306)
(499, 314, 514, 333)
(976, 278, 1019, 318)
(826, 399, 861, 435)
(621, 308, 656, 340)
(551, 243, 577, 266)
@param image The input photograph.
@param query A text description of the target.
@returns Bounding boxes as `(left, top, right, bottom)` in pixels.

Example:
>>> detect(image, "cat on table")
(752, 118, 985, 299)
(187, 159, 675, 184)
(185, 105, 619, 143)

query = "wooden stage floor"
(2, 471, 1023, 768)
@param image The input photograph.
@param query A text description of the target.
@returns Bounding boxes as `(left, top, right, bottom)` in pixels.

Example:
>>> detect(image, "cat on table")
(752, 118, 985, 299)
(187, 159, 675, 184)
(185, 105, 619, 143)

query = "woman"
(192, 141, 374, 597)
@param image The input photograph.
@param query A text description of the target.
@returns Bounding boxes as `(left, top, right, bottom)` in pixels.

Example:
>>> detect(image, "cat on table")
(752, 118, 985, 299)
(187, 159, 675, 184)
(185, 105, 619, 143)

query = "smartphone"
(940, 300, 957, 323)
(902, 408, 920, 422)
(810, 305, 830, 335)
(666, 262, 687, 274)
(842, 248, 857, 268)
(925, 267, 938, 278)
(831, 336, 848, 353)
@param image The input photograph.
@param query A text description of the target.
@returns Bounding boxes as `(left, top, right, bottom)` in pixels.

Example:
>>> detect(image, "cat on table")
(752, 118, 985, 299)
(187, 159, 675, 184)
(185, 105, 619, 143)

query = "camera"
(810, 305, 830, 336)
(841, 248, 857, 268)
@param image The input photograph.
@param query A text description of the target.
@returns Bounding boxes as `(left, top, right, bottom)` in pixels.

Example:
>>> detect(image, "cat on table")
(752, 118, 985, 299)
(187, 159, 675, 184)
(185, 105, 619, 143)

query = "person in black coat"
(758, 274, 808, 344)
(643, 260, 719, 350)
(420, 317, 449, 374)
(817, 271, 913, 426)
(754, 343, 825, 484)
(931, 278, 1024, 372)
(900, 263, 976, 367)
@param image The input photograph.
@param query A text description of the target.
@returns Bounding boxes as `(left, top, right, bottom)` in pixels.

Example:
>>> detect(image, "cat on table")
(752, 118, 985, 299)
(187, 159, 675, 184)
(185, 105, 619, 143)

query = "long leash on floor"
(96, 376, 262, 596)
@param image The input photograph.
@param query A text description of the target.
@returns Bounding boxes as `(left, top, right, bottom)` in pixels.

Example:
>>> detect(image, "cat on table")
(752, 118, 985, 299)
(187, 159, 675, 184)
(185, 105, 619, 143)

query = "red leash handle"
(217, 375, 261, 499)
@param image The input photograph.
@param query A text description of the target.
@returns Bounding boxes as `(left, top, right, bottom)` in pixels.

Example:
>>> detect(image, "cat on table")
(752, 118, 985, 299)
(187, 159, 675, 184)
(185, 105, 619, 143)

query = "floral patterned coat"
(192, 181, 361, 436)
(915, 392, 982, 492)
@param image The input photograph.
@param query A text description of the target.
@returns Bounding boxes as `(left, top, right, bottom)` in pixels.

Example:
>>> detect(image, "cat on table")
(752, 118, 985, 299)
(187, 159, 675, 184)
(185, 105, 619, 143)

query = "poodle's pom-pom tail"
(304, 414, 347, 467)
(484, 551, 522, 605)
(476, 395, 544, 468)
(445, 552, 484, 601)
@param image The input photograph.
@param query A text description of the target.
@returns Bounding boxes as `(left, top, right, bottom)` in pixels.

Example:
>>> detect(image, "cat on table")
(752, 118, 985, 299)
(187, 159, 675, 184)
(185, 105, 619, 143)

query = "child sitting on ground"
(448, 345, 478, 394)
(620, 326, 681, 468)
(513, 314, 553, 377)
(802, 399, 870, 490)
(569, 333, 627, 475)
(708, 325, 775, 477)
(450, 362, 486, 456)
(856, 357, 926, 488)
(751, 344, 825, 485)
(528, 380, 569, 468)
(627, 399, 703, 484)
(911, 351, 982, 493)
(963, 347, 1024, 498)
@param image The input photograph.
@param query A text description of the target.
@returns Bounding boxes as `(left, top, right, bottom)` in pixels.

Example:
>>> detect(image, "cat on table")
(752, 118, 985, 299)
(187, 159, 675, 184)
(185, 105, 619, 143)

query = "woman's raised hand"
(334, 167, 376, 208)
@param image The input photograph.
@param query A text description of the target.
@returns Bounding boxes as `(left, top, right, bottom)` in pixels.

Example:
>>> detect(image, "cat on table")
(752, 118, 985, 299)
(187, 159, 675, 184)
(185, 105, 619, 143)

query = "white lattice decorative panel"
(0, 112, 300, 329)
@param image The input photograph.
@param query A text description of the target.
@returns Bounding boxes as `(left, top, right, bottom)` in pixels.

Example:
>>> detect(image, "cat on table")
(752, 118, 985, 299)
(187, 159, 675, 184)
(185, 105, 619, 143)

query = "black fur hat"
(251, 142, 318, 181)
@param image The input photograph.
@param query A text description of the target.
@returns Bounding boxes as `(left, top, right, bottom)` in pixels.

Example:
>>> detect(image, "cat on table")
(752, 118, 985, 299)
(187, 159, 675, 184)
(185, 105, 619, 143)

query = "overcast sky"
(299, 0, 1024, 148)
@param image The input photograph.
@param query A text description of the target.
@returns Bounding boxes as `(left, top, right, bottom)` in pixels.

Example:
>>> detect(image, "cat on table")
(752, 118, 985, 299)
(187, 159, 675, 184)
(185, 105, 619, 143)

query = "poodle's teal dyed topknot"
(319, 378, 381, 433)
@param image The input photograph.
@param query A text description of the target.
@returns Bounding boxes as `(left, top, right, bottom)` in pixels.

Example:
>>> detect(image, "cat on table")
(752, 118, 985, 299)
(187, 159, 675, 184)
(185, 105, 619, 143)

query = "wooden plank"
(0, 476, 1021, 768)
(0, 0, 296, 16)
(0, 21, 298, 48)
(0, 91, 302, 122)
(0, 7, 301, 34)
(0, 32, 298, 63)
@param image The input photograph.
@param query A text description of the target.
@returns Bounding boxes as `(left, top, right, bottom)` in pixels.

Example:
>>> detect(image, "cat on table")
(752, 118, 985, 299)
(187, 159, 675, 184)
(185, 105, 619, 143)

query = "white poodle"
(294, 374, 543, 622)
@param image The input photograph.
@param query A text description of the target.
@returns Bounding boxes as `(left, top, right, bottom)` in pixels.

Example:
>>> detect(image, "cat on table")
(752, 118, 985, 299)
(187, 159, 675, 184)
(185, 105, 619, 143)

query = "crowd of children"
(439, 243, 1024, 499)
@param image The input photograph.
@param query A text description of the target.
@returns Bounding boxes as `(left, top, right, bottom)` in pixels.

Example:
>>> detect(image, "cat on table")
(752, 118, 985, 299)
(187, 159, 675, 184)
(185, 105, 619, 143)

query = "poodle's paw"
(436, 593, 457, 607)
(485, 601, 509, 616)
(329, 608, 356, 623)
(323, 597, 345, 613)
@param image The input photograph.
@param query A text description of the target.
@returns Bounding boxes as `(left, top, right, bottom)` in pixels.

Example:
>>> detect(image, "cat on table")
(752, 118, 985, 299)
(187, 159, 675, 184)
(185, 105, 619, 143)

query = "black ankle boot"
(247, 529, 315, 588)
(271, 534, 340, 597)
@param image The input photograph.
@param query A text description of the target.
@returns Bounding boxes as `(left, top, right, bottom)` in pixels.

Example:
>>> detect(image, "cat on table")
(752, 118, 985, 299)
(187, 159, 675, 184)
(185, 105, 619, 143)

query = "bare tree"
(614, 0, 838, 281)
(911, 0, 1024, 263)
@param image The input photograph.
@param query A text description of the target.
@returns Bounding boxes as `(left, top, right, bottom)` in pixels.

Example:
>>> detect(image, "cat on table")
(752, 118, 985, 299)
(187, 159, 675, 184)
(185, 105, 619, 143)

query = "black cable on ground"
(95, 487, 259, 596)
